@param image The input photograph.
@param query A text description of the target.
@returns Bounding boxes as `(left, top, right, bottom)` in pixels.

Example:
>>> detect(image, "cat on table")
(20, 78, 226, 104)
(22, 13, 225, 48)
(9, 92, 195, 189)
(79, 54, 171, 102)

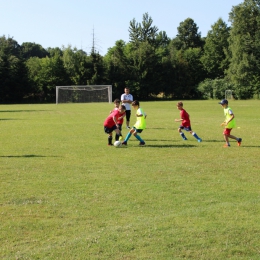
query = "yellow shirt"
(224, 107, 236, 128)
(134, 108, 146, 129)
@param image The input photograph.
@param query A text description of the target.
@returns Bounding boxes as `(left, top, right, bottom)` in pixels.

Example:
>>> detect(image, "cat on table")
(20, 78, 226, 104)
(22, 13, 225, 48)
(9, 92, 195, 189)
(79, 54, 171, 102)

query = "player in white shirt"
(121, 87, 133, 129)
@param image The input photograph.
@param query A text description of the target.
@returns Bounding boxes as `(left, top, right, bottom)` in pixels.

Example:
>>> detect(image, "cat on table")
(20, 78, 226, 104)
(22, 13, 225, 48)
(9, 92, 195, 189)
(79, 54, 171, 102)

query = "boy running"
(174, 101, 202, 142)
(218, 99, 242, 147)
(122, 100, 146, 146)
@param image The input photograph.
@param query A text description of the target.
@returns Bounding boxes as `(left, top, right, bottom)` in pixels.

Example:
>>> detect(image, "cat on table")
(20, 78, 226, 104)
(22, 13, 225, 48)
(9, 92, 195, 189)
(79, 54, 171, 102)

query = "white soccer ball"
(114, 141, 122, 147)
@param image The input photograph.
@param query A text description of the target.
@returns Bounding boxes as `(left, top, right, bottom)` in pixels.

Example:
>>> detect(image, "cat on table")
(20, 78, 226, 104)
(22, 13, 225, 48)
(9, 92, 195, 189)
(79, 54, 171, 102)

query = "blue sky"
(1, 0, 242, 55)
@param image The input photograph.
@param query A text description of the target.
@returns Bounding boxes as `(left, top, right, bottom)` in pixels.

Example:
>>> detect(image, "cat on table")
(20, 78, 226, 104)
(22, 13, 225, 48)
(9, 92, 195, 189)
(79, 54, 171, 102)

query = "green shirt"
(224, 106, 236, 129)
(134, 108, 146, 129)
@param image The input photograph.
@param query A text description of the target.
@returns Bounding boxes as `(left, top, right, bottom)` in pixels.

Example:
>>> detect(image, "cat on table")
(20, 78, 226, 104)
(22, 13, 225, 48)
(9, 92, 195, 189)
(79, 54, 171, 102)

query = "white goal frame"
(56, 85, 112, 104)
(225, 89, 233, 100)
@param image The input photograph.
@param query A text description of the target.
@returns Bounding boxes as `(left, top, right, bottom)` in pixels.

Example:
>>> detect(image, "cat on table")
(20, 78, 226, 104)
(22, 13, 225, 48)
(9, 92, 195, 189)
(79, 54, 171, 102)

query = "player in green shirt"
(219, 99, 242, 147)
(122, 100, 146, 146)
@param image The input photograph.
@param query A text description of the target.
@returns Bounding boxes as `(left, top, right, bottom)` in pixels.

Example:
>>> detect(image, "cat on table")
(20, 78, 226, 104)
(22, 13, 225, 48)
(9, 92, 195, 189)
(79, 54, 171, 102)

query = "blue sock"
(192, 132, 200, 140)
(135, 134, 144, 142)
(124, 132, 132, 142)
(180, 132, 187, 140)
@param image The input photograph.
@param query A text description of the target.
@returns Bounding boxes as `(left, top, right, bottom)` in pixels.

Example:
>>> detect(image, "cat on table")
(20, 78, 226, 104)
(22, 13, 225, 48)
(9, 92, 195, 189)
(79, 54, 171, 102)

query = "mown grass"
(0, 100, 260, 259)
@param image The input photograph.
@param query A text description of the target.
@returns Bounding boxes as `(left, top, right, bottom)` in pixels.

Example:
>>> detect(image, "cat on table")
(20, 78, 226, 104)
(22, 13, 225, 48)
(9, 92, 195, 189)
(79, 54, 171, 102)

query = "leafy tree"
(87, 51, 106, 85)
(227, 0, 260, 98)
(26, 54, 70, 102)
(62, 45, 91, 85)
(0, 36, 30, 103)
(201, 18, 230, 79)
(129, 41, 161, 99)
(104, 40, 131, 98)
(129, 13, 159, 48)
(173, 18, 203, 50)
(21, 42, 49, 60)
(198, 78, 234, 99)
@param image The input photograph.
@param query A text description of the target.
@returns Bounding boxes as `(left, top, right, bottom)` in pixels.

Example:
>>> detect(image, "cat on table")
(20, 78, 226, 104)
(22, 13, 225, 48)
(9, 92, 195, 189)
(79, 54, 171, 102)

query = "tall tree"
(129, 13, 159, 48)
(227, 0, 260, 98)
(201, 18, 230, 79)
(104, 40, 131, 98)
(21, 42, 49, 60)
(173, 18, 203, 50)
(0, 36, 30, 103)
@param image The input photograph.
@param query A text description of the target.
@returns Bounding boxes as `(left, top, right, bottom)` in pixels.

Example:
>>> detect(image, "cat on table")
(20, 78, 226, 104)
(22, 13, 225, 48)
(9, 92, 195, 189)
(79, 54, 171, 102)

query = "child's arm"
(221, 111, 235, 126)
(118, 115, 126, 120)
(175, 118, 183, 122)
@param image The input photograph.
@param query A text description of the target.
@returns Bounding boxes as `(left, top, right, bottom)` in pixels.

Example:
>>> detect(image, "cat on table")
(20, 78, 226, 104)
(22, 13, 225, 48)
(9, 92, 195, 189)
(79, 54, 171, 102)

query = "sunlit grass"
(1, 100, 260, 259)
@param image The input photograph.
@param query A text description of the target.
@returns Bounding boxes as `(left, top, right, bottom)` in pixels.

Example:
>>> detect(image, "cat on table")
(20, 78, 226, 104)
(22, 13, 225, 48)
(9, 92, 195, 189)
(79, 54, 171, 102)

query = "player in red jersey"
(174, 101, 202, 142)
(104, 104, 126, 145)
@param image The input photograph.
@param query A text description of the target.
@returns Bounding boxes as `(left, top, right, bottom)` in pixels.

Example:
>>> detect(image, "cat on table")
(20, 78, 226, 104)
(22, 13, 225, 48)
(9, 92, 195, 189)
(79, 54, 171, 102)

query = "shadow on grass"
(0, 110, 50, 113)
(0, 118, 21, 121)
(0, 154, 60, 158)
(145, 144, 196, 148)
(203, 139, 225, 143)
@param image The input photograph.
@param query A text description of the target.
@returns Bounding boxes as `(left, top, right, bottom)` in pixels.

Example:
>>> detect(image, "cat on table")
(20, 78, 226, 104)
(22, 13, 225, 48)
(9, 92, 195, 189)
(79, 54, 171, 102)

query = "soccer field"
(1, 100, 260, 259)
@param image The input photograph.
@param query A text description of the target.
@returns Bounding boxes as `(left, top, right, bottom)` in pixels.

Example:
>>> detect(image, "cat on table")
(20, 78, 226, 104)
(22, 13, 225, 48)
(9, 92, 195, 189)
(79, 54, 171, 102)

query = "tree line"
(1, 0, 260, 103)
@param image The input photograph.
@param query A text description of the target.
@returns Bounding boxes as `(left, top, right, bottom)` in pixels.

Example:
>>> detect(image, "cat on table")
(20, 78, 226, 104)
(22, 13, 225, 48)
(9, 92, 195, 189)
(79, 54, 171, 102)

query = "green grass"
(1, 100, 260, 259)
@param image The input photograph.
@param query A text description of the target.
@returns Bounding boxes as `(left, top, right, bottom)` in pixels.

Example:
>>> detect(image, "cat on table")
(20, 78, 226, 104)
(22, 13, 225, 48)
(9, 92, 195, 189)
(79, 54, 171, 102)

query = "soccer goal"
(56, 85, 112, 104)
(225, 89, 233, 100)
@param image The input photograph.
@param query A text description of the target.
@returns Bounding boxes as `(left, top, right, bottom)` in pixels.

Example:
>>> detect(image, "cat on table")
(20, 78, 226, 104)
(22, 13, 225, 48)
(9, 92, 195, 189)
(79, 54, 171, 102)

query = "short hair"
(120, 104, 126, 110)
(177, 101, 183, 107)
(132, 100, 139, 106)
(114, 99, 120, 104)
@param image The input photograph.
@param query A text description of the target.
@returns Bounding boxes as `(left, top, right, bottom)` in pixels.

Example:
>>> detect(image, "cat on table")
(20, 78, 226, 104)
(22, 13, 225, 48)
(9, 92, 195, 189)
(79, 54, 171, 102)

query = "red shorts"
(223, 128, 232, 135)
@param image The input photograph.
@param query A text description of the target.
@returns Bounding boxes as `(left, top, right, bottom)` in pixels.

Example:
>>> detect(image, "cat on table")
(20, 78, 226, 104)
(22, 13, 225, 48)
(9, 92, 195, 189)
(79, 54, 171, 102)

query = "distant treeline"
(1, 0, 260, 103)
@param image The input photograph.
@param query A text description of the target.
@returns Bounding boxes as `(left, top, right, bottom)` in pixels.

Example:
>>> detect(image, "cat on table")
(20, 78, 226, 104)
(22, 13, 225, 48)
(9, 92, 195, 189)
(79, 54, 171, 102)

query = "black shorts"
(179, 125, 192, 131)
(125, 110, 131, 121)
(133, 127, 143, 133)
(104, 125, 117, 134)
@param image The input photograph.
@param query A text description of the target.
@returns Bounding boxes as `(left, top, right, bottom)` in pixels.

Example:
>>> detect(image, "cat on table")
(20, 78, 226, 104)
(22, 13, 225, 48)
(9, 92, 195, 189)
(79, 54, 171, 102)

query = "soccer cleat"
(139, 141, 145, 145)
(183, 138, 188, 140)
(237, 138, 242, 146)
(121, 141, 127, 145)
(108, 144, 113, 146)
(198, 138, 202, 143)
(127, 126, 131, 129)
(223, 144, 230, 148)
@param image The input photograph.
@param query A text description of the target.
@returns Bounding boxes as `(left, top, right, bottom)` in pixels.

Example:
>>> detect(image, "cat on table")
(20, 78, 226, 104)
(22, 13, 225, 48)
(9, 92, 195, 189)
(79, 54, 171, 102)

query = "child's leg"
(134, 133, 144, 143)
(118, 124, 123, 140)
(224, 134, 230, 146)
(108, 133, 112, 145)
(178, 128, 187, 140)
(227, 134, 242, 146)
(124, 129, 134, 142)
(191, 131, 202, 142)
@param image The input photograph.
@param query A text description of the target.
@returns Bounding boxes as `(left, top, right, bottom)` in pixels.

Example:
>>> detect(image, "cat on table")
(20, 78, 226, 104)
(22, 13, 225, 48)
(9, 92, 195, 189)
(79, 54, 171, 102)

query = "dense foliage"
(1, 1, 260, 103)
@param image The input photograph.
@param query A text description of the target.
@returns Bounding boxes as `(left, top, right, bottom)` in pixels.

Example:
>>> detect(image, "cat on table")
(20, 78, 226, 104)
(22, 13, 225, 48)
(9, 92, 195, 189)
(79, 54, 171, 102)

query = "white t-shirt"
(121, 93, 133, 110)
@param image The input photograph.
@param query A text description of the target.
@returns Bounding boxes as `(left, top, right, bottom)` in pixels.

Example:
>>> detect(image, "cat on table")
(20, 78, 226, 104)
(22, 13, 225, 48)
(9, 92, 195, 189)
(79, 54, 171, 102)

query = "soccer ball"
(114, 141, 122, 147)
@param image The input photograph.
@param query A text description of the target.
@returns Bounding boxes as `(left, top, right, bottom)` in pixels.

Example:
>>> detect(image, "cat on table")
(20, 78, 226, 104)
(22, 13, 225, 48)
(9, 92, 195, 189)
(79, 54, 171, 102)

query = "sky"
(1, 0, 243, 55)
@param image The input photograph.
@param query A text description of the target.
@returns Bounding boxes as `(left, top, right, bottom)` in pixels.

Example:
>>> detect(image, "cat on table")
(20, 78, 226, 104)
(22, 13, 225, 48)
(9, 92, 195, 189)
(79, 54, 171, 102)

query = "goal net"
(225, 89, 233, 100)
(56, 85, 112, 104)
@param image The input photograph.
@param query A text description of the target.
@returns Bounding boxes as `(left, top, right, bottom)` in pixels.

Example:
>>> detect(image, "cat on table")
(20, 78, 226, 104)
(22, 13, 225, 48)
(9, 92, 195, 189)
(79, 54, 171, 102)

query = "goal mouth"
(225, 89, 233, 100)
(56, 85, 112, 104)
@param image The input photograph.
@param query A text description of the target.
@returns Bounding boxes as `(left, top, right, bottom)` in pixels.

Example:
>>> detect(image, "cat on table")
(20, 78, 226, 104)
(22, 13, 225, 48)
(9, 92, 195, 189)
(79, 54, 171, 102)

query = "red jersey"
(104, 110, 125, 128)
(180, 109, 190, 127)
(113, 108, 125, 124)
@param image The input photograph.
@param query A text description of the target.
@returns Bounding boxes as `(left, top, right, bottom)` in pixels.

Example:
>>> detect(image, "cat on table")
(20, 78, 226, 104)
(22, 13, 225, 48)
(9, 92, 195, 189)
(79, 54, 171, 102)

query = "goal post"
(225, 89, 233, 100)
(56, 85, 112, 104)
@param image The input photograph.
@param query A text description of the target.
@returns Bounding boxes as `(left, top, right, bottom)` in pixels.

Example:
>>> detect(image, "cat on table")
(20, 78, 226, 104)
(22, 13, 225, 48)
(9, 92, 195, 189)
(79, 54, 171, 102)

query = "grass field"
(1, 100, 260, 259)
